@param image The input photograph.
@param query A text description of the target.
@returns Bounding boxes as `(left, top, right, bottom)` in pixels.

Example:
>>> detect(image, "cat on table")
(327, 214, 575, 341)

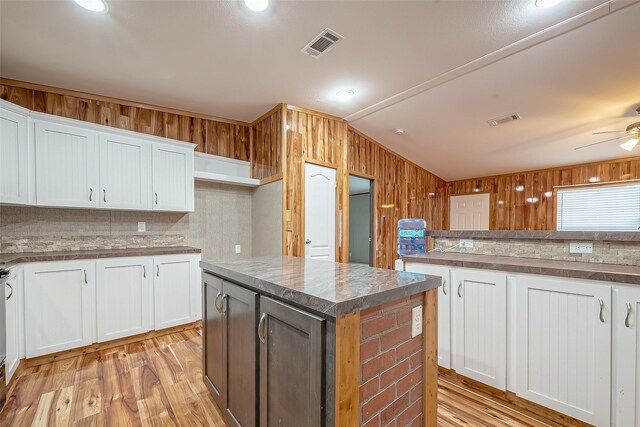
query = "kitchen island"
(200, 255, 441, 427)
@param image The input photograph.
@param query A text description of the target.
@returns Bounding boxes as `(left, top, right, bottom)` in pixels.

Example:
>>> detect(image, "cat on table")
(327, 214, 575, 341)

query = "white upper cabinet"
(35, 120, 99, 208)
(0, 102, 33, 205)
(152, 144, 194, 212)
(453, 269, 507, 390)
(516, 276, 611, 427)
(99, 133, 151, 210)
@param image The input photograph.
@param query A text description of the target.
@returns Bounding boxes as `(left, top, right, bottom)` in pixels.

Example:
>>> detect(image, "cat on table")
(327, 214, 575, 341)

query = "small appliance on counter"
(397, 218, 427, 256)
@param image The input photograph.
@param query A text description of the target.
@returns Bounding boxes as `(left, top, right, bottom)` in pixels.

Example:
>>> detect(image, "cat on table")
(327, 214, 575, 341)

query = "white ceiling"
(1, 0, 639, 180)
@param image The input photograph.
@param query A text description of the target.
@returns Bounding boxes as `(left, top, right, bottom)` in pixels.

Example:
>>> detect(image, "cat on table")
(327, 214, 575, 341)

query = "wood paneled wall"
(0, 79, 251, 160)
(447, 157, 640, 230)
(251, 105, 283, 180)
(348, 128, 447, 270)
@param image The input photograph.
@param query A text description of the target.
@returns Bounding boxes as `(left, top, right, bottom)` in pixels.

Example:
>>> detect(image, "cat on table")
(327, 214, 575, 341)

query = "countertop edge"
(426, 230, 640, 242)
(402, 254, 640, 285)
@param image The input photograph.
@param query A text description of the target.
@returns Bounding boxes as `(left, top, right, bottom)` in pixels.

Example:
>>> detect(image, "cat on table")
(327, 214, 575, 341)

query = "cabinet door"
(153, 255, 198, 329)
(404, 263, 451, 369)
(203, 274, 225, 406)
(453, 269, 507, 390)
(99, 134, 151, 210)
(96, 257, 152, 342)
(260, 297, 324, 427)
(35, 121, 99, 208)
(223, 281, 257, 427)
(24, 261, 94, 357)
(613, 286, 640, 427)
(516, 276, 611, 426)
(5, 270, 20, 384)
(0, 106, 31, 205)
(152, 144, 194, 212)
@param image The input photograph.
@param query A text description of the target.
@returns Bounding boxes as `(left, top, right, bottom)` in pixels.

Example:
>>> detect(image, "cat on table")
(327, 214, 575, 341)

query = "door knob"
(305, 239, 311, 244)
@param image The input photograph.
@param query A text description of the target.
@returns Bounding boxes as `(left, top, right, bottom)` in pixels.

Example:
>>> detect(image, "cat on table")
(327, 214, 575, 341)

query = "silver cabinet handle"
(457, 281, 463, 298)
(214, 291, 223, 313)
(625, 302, 632, 328)
(305, 239, 311, 244)
(221, 294, 228, 315)
(598, 298, 605, 323)
(155, 193, 158, 205)
(6, 282, 13, 301)
(442, 279, 447, 295)
(103, 189, 107, 203)
(258, 313, 267, 344)
(156, 265, 160, 277)
(143, 265, 146, 278)
(84, 269, 88, 284)
(89, 188, 93, 201)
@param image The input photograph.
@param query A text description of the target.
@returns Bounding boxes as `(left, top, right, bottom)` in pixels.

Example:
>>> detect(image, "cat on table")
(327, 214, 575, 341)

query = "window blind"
(557, 183, 640, 231)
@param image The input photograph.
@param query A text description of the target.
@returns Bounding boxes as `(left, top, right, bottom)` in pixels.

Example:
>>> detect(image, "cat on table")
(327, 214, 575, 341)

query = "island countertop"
(200, 255, 440, 317)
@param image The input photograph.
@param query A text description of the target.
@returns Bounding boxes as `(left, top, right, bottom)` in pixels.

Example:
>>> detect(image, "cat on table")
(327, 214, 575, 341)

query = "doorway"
(304, 163, 337, 260)
(348, 175, 373, 266)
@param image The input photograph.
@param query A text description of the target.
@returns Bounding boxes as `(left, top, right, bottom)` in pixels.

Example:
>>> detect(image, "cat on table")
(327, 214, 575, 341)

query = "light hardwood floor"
(0, 327, 574, 426)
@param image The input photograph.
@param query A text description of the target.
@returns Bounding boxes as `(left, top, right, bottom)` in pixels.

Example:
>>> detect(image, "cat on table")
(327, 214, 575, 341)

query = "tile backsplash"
(435, 237, 640, 266)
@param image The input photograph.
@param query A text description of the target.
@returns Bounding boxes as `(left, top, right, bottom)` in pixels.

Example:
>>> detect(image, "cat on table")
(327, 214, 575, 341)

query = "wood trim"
(554, 177, 640, 190)
(0, 77, 251, 127)
(334, 312, 360, 427)
(286, 104, 345, 122)
(304, 157, 339, 169)
(250, 103, 286, 127)
(259, 173, 283, 186)
(21, 321, 201, 369)
(349, 170, 376, 180)
(423, 289, 438, 427)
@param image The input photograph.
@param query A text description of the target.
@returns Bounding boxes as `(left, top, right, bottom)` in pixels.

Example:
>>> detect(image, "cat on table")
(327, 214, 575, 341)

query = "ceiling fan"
(575, 106, 640, 151)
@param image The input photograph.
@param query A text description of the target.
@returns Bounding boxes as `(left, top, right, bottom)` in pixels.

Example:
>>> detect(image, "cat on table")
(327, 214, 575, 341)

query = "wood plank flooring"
(0, 327, 576, 426)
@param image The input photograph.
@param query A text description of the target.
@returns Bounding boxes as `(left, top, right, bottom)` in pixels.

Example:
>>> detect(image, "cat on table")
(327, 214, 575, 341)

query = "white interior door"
(304, 163, 336, 261)
(449, 193, 490, 230)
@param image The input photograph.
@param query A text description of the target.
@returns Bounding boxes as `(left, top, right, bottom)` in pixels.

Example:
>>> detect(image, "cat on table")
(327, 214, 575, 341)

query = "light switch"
(138, 222, 146, 233)
(235, 245, 241, 254)
(411, 305, 423, 338)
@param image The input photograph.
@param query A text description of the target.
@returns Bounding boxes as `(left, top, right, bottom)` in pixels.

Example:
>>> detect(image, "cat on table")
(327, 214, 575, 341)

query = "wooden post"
(335, 312, 361, 426)
(423, 289, 438, 426)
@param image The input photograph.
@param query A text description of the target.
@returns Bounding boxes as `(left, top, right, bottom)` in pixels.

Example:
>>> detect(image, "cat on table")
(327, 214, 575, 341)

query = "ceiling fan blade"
(592, 130, 630, 135)
(574, 135, 631, 150)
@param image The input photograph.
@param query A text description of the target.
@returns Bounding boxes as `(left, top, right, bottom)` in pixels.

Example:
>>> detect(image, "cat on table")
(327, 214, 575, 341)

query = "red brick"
(381, 325, 411, 351)
(397, 399, 422, 427)
(362, 306, 382, 319)
(384, 420, 397, 427)
(396, 367, 422, 396)
(395, 336, 421, 361)
(362, 385, 395, 422)
(382, 297, 411, 313)
(361, 377, 380, 402)
(362, 312, 396, 339)
(380, 391, 411, 425)
(380, 359, 410, 389)
(362, 414, 381, 427)
(362, 351, 395, 381)
(396, 307, 413, 325)
(410, 293, 422, 302)
(407, 414, 423, 427)
(409, 349, 423, 369)
(361, 338, 381, 361)
(409, 383, 423, 403)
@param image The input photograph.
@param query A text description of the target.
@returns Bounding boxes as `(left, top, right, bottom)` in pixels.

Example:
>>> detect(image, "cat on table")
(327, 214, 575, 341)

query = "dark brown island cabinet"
(201, 256, 441, 427)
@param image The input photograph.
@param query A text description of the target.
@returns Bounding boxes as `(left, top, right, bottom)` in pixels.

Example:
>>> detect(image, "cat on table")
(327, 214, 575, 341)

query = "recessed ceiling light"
(621, 138, 638, 151)
(244, 0, 268, 11)
(394, 128, 405, 135)
(515, 185, 525, 192)
(544, 191, 553, 198)
(74, 0, 107, 12)
(588, 176, 600, 183)
(535, 0, 561, 8)
(336, 89, 355, 101)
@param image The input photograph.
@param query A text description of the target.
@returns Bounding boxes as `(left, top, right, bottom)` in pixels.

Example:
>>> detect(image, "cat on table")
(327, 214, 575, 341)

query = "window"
(556, 182, 640, 231)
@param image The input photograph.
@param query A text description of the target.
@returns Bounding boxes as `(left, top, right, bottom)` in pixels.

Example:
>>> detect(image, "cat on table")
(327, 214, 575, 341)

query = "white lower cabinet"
(153, 254, 200, 330)
(24, 261, 95, 358)
(403, 263, 452, 369)
(516, 276, 611, 426)
(613, 286, 640, 427)
(453, 269, 507, 390)
(96, 257, 153, 342)
(5, 268, 21, 384)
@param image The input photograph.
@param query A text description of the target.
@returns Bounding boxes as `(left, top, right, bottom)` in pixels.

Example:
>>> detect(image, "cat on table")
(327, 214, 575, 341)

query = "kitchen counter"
(0, 246, 201, 269)
(426, 229, 640, 241)
(403, 252, 640, 285)
(200, 255, 440, 317)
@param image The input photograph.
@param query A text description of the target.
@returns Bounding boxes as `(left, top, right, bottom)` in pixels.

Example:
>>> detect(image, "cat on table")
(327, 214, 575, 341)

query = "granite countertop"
(0, 246, 201, 269)
(403, 252, 640, 285)
(200, 256, 440, 318)
(426, 230, 640, 242)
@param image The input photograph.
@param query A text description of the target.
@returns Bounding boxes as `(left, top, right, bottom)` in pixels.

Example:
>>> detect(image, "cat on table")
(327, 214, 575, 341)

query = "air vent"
(301, 28, 344, 58)
(487, 113, 521, 127)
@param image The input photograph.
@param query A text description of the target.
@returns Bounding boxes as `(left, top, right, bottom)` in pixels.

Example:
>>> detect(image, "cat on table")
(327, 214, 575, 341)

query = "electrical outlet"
(138, 222, 146, 233)
(570, 241, 593, 254)
(411, 305, 423, 338)
(460, 239, 474, 248)
(235, 245, 241, 254)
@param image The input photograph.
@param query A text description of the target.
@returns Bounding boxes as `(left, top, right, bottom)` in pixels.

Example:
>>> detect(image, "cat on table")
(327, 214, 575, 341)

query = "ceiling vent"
(487, 113, 521, 127)
(301, 28, 344, 58)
